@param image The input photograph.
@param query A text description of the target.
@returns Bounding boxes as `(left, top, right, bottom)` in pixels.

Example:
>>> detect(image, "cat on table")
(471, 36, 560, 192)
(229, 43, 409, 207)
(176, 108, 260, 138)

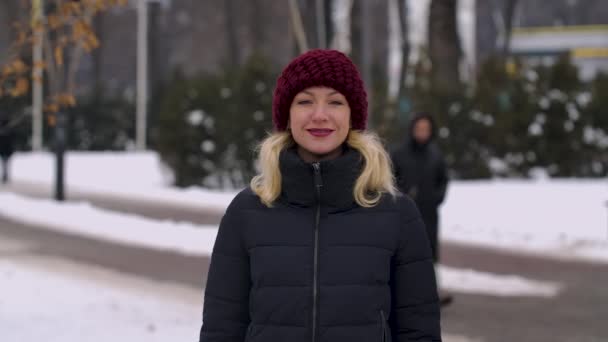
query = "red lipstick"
(308, 129, 334, 137)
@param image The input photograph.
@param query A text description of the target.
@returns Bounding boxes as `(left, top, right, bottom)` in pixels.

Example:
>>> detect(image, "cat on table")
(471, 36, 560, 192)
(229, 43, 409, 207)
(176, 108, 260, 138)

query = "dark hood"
(408, 112, 437, 149)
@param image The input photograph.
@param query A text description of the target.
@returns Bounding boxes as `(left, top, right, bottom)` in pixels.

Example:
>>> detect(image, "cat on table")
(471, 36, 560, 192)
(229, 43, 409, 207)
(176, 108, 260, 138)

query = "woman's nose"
(311, 103, 328, 121)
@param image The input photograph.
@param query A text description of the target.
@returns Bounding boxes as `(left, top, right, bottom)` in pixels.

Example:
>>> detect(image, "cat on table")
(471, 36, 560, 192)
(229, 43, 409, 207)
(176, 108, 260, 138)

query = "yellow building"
(510, 25, 608, 80)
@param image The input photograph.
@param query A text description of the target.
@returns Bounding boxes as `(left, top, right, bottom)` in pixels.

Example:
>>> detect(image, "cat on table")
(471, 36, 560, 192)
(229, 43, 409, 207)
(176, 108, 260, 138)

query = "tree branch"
(289, 0, 309, 53)
(67, 6, 96, 95)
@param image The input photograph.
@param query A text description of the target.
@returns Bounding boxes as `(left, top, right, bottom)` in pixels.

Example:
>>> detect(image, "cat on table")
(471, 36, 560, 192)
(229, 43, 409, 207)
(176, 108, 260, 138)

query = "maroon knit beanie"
(272, 49, 368, 131)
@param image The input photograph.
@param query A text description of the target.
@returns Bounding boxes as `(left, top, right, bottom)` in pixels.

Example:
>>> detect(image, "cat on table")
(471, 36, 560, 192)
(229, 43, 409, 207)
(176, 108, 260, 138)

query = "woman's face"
(289, 86, 351, 162)
(413, 118, 432, 144)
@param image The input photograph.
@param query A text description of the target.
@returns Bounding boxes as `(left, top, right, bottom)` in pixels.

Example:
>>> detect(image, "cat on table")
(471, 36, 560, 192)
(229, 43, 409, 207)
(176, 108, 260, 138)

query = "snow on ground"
(0, 192, 218, 256)
(0, 242, 479, 342)
(5, 151, 608, 263)
(9, 151, 237, 212)
(0, 238, 202, 342)
(11, 151, 171, 188)
(438, 265, 561, 298)
(0, 191, 563, 298)
(441, 179, 608, 262)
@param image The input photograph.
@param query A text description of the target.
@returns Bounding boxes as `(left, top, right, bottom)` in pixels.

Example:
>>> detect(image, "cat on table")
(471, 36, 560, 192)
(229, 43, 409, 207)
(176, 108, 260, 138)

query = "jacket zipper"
(246, 323, 253, 339)
(311, 162, 322, 342)
(380, 310, 388, 342)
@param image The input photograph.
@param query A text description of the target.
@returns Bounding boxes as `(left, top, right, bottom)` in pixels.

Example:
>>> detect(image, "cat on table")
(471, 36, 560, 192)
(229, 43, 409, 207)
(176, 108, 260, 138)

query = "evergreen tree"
(155, 54, 276, 189)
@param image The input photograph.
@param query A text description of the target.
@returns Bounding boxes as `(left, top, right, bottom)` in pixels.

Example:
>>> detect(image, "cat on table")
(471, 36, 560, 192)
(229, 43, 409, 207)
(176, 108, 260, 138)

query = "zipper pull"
(380, 310, 388, 342)
(312, 162, 323, 189)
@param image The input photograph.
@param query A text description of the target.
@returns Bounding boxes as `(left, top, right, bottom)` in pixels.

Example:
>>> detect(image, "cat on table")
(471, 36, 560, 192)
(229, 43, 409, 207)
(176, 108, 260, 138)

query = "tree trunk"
(289, 0, 309, 53)
(396, 0, 409, 112)
(359, 0, 372, 123)
(350, 0, 361, 65)
(224, 0, 240, 66)
(92, 12, 104, 89)
(1, 0, 22, 47)
(501, 0, 519, 57)
(428, 0, 461, 96)
(148, 2, 164, 90)
(324, 0, 334, 48)
(251, 0, 264, 50)
(299, 0, 318, 48)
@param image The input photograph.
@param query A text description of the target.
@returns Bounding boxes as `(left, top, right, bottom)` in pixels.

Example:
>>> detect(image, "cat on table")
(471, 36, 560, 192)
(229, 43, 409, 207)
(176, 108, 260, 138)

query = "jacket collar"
(279, 146, 362, 211)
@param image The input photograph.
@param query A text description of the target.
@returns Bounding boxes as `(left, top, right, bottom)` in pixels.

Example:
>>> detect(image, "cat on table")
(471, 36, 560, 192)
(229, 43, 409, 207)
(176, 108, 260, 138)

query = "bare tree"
(250, 0, 264, 49)
(291, 0, 333, 50)
(148, 1, 163, 91)
(0, 0, 23, 53)
(350, 0, 361, 63)
(330, 0, 353, 53)
(224, 0, 240, 66)
(359, 0, 371, 90)
(91, 11, 104, 89)
(0, 0, 126, 200)
(1, 0, 125, 108)
(395, 0, 409, 108)
(501, 0, 519, 57)
(301, 0, 319, 48)
(324, 0, 334, 48)
(289, 0, 309, 53)
(428, 0, 461, 95)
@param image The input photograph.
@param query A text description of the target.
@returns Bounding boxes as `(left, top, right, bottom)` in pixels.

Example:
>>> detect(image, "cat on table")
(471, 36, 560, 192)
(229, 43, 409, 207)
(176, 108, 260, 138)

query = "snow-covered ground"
(7, 151, 236, 212)
(438, 265, 561, 298)
(0, 244, 480, 342)
(3, 151, 594, 342)
(4, 151, 608, 263)
(0, 192, 219, 256)
(441, 179, 608, 262)
(0, 236, 202, 342)
(0, 190, 563, 299)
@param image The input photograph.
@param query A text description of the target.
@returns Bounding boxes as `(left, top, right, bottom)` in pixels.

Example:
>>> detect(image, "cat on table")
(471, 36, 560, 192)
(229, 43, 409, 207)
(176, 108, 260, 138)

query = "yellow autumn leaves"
(0, 59, 30, 98)
(0, 0, 127, 111)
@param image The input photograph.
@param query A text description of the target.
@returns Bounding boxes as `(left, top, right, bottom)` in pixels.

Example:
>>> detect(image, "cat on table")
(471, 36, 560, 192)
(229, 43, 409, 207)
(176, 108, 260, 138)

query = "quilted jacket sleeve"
(199, 201, 251, 342)
(390, 196, 442, 341)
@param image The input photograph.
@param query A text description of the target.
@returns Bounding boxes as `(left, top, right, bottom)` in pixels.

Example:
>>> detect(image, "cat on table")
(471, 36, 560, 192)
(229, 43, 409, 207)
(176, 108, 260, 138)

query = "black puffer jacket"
(390, 115, 448, 262)
(199, 147, 441, 342)
(390, 114, 448, 214)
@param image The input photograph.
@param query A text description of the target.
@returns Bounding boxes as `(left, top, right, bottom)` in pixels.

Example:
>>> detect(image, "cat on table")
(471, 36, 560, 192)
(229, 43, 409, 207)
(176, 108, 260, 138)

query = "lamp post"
(54, 111, 66, 201)
(31, 0, 44, 151)
(136, 0, 148, 150)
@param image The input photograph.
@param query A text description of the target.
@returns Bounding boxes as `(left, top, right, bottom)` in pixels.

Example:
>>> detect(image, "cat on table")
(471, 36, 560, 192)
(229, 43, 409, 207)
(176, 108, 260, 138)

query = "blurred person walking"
(199, 50, 441, 342)
(390, 113, 451, 306)
(0, 115, 15, 184)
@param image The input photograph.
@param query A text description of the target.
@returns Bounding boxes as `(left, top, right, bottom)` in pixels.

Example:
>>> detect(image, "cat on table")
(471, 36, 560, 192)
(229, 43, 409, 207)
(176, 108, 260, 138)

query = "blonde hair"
(250, 130, 397, 208)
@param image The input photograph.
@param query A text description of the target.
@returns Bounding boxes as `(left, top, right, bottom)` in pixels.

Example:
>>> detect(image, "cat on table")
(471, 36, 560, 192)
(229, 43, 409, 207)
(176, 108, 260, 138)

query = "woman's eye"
(329, 100, 344, 105)
(297, 99, 312, 105)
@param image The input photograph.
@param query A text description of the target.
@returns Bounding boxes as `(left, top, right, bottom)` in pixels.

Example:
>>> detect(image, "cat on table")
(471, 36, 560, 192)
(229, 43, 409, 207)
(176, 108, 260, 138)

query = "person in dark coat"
(390, 113, 450, 306)
(390, 113, 448, 263)
(199, 50, 441, 342)
(0, 116, 15, 184)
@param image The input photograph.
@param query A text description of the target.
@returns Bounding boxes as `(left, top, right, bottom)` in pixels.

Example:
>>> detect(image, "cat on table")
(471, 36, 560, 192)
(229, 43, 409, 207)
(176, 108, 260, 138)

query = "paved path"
(441, 243, 608, 341)
(3, 184, 607, 341)
(2, 216, 607, 341)
(1, 182, 224, 225)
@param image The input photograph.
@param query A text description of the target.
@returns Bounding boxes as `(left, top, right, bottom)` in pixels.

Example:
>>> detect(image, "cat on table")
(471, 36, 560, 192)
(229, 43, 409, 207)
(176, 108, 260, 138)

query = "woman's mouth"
(307, 129, 334, 137)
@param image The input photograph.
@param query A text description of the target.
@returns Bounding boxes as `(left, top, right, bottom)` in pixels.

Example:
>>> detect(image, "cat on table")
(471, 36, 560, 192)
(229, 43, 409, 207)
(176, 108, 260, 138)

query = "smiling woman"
(198, 49, 441, 342)
(289, 87, 351, 162)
